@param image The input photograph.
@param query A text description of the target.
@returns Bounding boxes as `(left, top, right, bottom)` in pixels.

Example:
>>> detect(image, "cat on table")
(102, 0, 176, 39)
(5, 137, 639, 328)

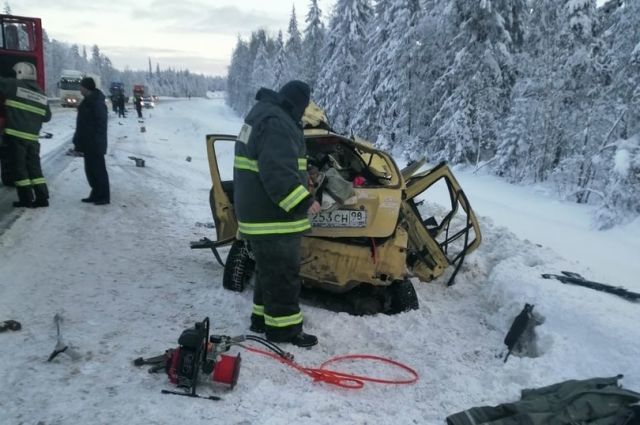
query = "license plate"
(311, 209, 367, 228)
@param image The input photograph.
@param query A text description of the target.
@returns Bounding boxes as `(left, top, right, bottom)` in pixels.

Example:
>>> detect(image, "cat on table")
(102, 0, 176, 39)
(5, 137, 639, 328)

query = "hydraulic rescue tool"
(135, 317, 419, 401)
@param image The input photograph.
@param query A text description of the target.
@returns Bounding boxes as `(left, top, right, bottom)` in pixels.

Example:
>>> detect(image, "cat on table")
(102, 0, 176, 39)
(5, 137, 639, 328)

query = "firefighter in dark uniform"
(234, 80, 321, 347)
(0, 62, 52, 207)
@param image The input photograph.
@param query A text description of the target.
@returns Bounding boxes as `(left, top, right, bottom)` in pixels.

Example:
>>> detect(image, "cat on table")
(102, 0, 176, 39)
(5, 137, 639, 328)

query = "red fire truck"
(0, 14, 45, 186)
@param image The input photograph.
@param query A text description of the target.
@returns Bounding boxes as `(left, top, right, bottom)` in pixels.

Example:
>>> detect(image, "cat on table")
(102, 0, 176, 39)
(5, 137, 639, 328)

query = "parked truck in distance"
(133, 84, 155, 108)
(58, 70, 101, 107)
(109, 81, 128, 111)
(132, 84, 147, 98)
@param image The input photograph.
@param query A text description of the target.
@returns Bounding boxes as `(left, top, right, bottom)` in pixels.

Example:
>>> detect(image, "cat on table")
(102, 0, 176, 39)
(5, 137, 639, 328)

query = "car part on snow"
(0, 319, 21, 332)
(542, 271, 640, 302)
(47, 313, 80, 362)
(190, 236, 227, 268)
(128, 156, 145, 167)
(39, 131, 53, 139)
(503, 304, 535, 363)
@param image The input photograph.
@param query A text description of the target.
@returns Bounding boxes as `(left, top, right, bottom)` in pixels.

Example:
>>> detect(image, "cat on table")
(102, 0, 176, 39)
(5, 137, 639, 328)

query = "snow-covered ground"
(0, 97, 638, 424)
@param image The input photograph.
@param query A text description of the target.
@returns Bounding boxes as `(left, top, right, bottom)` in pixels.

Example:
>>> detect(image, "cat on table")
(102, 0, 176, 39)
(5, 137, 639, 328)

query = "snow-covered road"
(0, 97, 637, 425)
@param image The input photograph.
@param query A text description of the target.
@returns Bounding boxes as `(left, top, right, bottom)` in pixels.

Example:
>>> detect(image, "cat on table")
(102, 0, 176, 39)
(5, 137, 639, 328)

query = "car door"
(205, 134, 238, 244)
(401, 161, 482, 284)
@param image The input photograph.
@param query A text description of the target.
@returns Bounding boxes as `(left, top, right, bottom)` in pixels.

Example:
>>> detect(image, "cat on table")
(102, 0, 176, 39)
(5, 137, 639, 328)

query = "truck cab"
(58, 70, 101, 107)
(58, 69, 83, 107)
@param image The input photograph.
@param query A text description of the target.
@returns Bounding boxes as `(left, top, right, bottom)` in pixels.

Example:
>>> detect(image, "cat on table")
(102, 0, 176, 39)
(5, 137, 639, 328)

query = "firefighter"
(117, 92, 126, 118)
(0, 62, 52, 207)
(234, 80, 321, 348)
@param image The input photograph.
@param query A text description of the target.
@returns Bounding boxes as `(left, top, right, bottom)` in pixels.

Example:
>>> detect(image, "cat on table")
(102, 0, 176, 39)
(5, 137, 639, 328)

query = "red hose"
(242, 346, 419, 389)
(370, 237, 378, 264)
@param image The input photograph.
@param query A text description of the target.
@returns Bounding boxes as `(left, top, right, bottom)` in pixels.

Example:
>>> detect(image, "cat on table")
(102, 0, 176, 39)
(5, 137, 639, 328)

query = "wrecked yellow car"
(192, 105, 481, 315)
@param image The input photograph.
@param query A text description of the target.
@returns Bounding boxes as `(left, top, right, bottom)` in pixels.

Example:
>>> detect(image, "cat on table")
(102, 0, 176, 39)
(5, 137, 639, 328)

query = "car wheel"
(222, 240, 255, 292)
(351, 294, 383, 316)
(388, 279, 419, 314)
(343, 285, 384, 316)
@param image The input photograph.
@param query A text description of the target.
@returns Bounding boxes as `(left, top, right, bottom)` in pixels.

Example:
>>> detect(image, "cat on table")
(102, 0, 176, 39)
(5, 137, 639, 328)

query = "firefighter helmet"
(13, 62, 37, 80)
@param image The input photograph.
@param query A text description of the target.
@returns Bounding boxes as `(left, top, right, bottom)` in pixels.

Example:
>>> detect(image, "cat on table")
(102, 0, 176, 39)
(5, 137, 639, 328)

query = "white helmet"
(13, 62, 37, 80)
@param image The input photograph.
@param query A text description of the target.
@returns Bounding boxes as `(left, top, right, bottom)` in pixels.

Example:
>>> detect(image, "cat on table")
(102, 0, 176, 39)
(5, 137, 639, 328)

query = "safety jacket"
(0, 78, 51, 141)
(233, 88, 312, 239)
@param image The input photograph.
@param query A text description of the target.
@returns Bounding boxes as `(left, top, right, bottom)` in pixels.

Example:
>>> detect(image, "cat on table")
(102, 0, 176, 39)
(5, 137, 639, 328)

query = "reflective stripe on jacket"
(0, 78, 51, 142)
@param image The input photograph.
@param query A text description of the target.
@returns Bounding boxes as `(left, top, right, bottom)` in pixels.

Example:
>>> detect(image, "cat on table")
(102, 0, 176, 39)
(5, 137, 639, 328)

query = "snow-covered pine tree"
(494, 0, 565, 182)
(251, 39, 276, 97)
(273, 31, 287, 89)
(284, 6, 304, 84)
(351, 0, 393, 142)
(402, 0, 459, 159)
(546, 0, 613, 204)
(377, 0, 423, 151)
(423, 0, 521, 164)
(301, 0, 326, 93)
(315, 0, 373, 133)
(243, 30, 270, 111)
(226, 37, 251, 113)
(69, 44, 83, 71)
(593, 0, 640, 226)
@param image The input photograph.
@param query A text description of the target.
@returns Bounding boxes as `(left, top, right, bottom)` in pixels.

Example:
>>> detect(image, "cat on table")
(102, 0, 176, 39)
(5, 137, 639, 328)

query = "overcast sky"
(11, 0, 336, 77)
(11, 0, 608, 77)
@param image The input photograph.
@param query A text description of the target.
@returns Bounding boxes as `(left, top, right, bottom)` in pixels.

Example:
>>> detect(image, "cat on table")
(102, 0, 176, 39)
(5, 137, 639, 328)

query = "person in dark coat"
(0, 62, 52, 207)
(73, 77, 110, 205)
(117, 92, 126, 118)
(234, 80, 321, 347)
(134, 96, 142, 119)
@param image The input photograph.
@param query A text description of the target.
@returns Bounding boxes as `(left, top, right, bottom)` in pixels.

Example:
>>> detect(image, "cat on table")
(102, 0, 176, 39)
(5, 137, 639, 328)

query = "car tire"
(388, 279, 419, 314)
(223, 239, 255, 292)
(351, 293, 383, 316)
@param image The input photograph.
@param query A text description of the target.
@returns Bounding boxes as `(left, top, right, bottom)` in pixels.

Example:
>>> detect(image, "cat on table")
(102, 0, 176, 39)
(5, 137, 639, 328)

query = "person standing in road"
(234, 80, 321, 348)
(0, 62, 51, 208)
(117, 92, 126, 118)
(134, 95, 142, 119)
(73, 77, 110, 205)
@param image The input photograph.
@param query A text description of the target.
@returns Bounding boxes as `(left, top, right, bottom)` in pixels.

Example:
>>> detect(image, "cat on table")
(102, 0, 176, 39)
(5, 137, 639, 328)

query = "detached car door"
(401, 162, 482, 284)
(205, 134, 238, 244)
